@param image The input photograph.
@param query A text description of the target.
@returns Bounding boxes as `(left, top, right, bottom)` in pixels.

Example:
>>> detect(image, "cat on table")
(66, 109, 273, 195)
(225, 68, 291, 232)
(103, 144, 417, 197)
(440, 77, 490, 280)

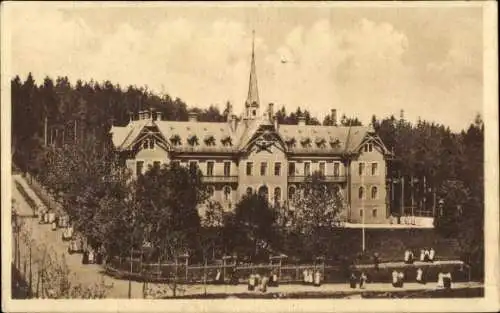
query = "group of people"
(392, 270, 406, 287)
(81, 247, 104, 265)
(247, 271, 279, 292)
(302, 269, 322, 287)
(437, 272, 453, 289)
(349, 272, 368, 289)
(404, 248, 436, 264)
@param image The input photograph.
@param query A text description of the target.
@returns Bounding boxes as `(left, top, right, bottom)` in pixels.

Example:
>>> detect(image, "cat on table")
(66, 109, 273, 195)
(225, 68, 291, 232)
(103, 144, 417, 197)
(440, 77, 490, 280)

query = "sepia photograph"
(1, 1, 498, 312)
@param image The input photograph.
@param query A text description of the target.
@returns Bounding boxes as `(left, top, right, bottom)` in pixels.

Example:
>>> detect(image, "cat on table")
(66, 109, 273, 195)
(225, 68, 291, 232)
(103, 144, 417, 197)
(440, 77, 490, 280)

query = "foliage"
(287, 171, 345, 254)
(224, 193, 279, 261)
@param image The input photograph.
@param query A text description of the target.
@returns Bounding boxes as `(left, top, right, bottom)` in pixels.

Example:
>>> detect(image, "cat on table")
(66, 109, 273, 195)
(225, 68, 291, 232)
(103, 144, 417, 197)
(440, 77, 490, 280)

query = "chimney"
(230, 114, 237, 131)
(298, 114, 306, 126)
(331, 109, 337, 126)
(188, 111, 198, 122)
(268, 103, 274, 117)
(156, 111, 162, 121)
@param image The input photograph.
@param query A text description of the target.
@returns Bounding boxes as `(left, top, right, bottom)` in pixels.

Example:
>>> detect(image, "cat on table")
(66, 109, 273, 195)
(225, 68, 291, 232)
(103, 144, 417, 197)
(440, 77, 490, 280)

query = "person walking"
(392, 270, 398, 288)
(359, 272, 367, 289)
(350, 272, 357, 289)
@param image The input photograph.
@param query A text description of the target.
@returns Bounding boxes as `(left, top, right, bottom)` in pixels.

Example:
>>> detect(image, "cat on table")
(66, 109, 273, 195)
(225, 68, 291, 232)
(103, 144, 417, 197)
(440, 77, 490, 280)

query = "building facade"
(110, 38, 393, 224)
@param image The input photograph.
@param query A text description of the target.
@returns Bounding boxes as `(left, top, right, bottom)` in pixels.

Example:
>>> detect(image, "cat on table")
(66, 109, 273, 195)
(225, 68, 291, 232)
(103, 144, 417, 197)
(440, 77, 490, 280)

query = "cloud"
(8, 6, 482, 131)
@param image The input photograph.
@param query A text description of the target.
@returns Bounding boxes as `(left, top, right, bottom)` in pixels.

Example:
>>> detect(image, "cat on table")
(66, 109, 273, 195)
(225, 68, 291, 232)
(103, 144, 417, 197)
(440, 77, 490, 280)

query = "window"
(223, 186, 231, 201)
(153, 161, 161, 168)
(274, 187, 281, 204)
(304, 162, 311, 176)
(360, 209, 363, 217)
(149, 138, 155, 149)
(371, 186, 378, 199)
(358, 162, 365, 176)
(189, 161, 197, 172)
(246, 187, 253, 195)
(358, 186, 365, 200)
(253, 110, 256, 116)
(319, 162, 326, 176)
(260, 162, 267, 176)
(246, 162, 253, 176)
(364, 143, 373, 152)
(274, 162, 281, 176)
(288, 162, 296, 176)
(258, 185, 269, 199)
(136, 161, 144, 176)
(288, 186, 296, 199)
(372, 209, 378, 218)
(333, 162, 340, 176)
(371, 162, 378, 176)
(207, 161, 214, 176)
(224, 162, 231, 176)
(143, 139, 149, 150)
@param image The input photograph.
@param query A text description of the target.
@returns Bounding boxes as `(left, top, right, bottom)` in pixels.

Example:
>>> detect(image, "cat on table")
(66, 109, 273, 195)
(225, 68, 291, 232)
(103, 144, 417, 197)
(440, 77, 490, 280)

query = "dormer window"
(300, 137, 311, 147)
(204, 135, 216, 146)
(187, 135, 199, 146)
(285, 137, 296, 148)
(329, 137, 341, 148)
(170, 134, 182, 146)
(315, 137, 326, 148)
(221, 136, 232, 146)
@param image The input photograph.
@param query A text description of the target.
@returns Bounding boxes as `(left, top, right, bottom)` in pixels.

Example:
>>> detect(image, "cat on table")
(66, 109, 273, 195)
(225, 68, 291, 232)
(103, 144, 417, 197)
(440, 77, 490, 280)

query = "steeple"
(245, 30, 260, 119)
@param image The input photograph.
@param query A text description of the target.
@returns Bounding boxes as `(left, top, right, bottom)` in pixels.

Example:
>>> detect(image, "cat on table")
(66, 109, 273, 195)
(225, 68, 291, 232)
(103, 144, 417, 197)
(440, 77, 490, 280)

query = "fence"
(104, 256, 470, 285)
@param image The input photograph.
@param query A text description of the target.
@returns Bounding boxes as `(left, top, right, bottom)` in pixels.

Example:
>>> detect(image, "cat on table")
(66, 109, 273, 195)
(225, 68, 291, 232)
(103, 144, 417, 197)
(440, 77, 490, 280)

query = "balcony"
(287, 175, 347, 183)
(202, 175, 238, 183)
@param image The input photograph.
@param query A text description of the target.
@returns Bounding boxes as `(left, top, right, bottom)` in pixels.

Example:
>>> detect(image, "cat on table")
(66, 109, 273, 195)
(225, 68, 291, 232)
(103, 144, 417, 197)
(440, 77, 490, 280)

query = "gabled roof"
(110, 118, 386, 156)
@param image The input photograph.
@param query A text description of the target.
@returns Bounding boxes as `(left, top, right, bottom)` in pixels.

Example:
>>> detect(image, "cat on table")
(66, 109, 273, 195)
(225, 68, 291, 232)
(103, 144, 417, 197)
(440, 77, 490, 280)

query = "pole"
(401, 176, 405, 218)
(361, 169, 365, 253)
(44, 116, 48, 147)
(411, 176, 414, 219)
(74, 120, 77, 143)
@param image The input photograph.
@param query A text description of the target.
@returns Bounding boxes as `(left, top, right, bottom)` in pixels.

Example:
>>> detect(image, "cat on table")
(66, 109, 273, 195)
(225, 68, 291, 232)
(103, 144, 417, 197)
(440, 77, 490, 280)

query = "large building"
(110, 37, 393, 224)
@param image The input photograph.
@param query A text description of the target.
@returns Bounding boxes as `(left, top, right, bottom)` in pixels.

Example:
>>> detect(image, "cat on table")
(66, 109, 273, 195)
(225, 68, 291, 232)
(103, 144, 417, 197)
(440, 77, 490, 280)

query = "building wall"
(124, 137, 389, 224)
(237, 143, 288, 204)
(349, 144, 388, 224)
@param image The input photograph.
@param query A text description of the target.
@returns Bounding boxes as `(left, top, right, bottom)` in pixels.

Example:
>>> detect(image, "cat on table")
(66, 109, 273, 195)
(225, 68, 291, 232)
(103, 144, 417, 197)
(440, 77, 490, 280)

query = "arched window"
(274, 187, 281, 204)
(288, 186, 296, 199)
(358, 186, 365, 200)
(223, 186, 231, 201)
(371, 186, 378, 199)
(246, 187, 253, 195)
(258, 185, 269, 199)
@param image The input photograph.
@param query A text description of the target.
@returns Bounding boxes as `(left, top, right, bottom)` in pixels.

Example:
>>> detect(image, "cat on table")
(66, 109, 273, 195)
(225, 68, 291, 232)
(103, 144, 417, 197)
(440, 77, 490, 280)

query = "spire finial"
(252, 29, 255, 56)
(245, 29, 260, 115)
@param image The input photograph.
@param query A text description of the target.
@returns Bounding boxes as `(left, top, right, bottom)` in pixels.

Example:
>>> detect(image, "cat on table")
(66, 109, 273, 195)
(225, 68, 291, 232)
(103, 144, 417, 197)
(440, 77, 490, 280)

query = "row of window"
(360, 208, 379, 218)
(358, 162, 379, 176)
(358, 186, 379, 200)
(136, 160, 378, 178)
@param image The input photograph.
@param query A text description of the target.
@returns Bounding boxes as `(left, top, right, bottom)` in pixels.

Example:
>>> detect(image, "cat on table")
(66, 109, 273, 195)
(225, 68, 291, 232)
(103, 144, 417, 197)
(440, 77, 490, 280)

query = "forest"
(11, 73, 484, 279)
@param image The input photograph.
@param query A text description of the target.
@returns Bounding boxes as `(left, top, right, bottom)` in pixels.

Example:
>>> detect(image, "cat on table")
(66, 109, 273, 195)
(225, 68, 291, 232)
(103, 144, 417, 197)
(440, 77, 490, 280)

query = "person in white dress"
(392, 270, 398, 287)
(416, 268, 424, 284)
(404, 250, 410, 264)
(437, 272, 444, 289)
(314, 270, 321, 287)
(398, 271, 405, 288)
(424, 249, 430, 262)
(419, 249, 425, 262)
(359, 272, 367, 289)
(429, 248, 435, 262)
(303, 269, 308, 285)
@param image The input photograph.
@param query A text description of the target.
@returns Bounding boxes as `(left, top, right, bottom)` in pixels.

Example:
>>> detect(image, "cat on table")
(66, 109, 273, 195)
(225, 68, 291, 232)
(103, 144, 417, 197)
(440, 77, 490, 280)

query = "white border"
(1, 1, 498, 312)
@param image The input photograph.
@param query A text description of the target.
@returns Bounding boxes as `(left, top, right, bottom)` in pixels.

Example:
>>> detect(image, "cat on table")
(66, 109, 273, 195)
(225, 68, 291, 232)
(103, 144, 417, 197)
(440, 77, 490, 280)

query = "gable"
(355, 132, 391, 156)
(240, 124, 286, 154)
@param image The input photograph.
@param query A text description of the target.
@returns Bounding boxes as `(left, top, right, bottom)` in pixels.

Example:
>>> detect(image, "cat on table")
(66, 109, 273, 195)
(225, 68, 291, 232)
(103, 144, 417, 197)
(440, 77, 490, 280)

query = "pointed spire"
(246, 29, 260, 109)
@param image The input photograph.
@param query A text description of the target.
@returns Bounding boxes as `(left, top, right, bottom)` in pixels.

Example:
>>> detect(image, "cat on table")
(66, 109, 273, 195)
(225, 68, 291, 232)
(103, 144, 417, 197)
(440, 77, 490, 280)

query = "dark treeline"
(11, 73, 484, 279)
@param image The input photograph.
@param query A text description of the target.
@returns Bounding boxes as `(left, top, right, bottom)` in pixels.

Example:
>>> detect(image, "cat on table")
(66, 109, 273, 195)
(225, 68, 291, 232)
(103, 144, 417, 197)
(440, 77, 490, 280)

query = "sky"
(5, 2, 484, 131)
